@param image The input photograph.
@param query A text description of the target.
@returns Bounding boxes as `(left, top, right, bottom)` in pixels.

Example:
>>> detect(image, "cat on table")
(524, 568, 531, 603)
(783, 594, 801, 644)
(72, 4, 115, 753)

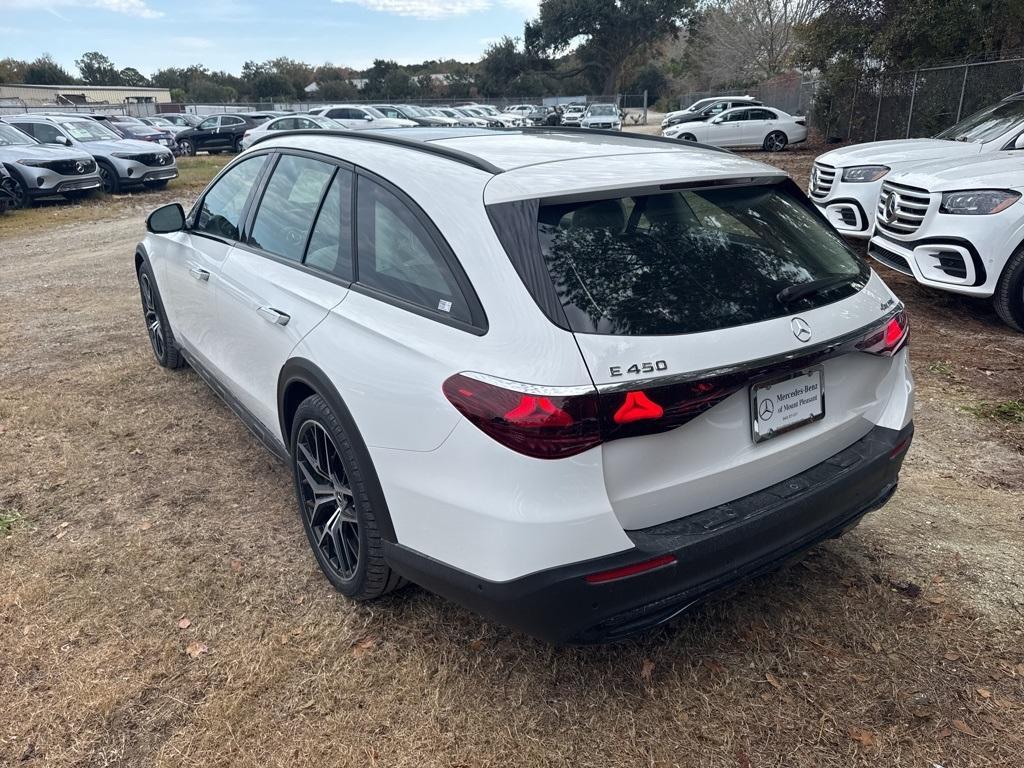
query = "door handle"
(257, 306, 290, 326)
(189, 266, 210, 281)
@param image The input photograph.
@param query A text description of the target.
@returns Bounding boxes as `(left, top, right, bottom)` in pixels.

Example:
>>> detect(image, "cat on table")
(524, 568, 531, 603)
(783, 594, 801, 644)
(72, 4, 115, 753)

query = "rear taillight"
(795, 118, 806, 126)
(243, 130, 252, 138)
(442, 374, 601, 459)
(584, 554, 677, 584)
(858, 310, 909, 356)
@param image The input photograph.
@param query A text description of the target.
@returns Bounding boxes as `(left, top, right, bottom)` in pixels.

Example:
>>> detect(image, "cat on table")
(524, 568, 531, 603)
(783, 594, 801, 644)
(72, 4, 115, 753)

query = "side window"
(724, 110, 749, 122)
(305, 168, 354, 278)
(32, 123, 66, 143)
(8, 122, 35, 138)
(221, 116, 244, 127)
(295, 118, 316, 129)
(248, 154, 336, 262)
(356, 175, 471, 323)
(194, 155, 267, 241)
(197, 117, 218, 130)
(269, 118, 291, 131)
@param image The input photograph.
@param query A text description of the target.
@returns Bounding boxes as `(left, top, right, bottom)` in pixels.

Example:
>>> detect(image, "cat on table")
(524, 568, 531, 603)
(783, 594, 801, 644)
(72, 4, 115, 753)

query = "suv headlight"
(841, 165, 890, 183)
(940, 189, 1020, 215)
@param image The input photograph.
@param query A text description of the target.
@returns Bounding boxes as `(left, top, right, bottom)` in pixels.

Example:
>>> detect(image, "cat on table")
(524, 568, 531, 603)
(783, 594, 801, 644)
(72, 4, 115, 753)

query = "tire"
(97, 161, 120, 194)
(4, 172, 29, 208)
(993, 246, 1024, 332)
(178, 139, 195, 157)
(764, 130, 788, 152)
(232, 137, 242, 153)
(679, 133, 697, 142)
(136, 259, 184, 369)
(291, 394, 404, 600)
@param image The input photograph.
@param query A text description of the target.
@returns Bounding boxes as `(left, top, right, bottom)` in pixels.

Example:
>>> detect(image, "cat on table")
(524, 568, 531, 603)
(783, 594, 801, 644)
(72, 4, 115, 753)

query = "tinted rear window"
(534, 183, 868, 336)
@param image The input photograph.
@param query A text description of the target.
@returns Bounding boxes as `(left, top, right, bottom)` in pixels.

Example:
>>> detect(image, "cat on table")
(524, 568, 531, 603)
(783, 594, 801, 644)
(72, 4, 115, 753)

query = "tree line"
(2, 0, 1022, 108)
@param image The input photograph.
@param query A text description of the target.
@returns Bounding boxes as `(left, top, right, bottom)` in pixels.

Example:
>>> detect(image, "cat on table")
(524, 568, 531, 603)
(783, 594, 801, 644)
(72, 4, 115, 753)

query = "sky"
(0, 0, 540, 75)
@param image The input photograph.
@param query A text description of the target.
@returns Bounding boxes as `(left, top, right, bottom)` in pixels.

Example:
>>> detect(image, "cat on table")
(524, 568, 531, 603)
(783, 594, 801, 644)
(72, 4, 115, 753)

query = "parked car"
(866, 152, 1024, 330)
(372, 105, 457, 127)
(663, 106, 806, 151)
(156, 113, 204, 129)
(461, 104, 523, 127)
(135, 127, 913, 643)
(421, 107, 464, 126)
(439, 107, 498, 128)
(308, 105, 414, 129)
(240, 114, 344, 149)
(0, 121, 102, 206)
(75, 114, 178, 150)
(661, 96, 762, 128)
(0, 164, 17, 214)
(522, 106, 561, 126)
(580, 103, 623, 130)
(175, 113, 269, 156)
(561, 104, 587, 126)
(3, 114, 177, 193)
(139, 116, 189, 135)
(810, 91, 1024, 239)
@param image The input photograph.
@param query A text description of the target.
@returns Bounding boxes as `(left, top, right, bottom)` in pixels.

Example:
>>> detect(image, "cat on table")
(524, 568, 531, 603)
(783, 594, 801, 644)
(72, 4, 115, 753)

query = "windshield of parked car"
(935, 98, 1024, 143)
(0, 123, 36, 145)
(588, 105, 617, 116)
(686, 98, 717, 112)
(401, 105, 426, 116)
(147, 117, 172, 126)
(311, 116, 343, 128)
(534, 182, 867, 335)
(58, 120, 120, 142)
(364, 106, 387, 119)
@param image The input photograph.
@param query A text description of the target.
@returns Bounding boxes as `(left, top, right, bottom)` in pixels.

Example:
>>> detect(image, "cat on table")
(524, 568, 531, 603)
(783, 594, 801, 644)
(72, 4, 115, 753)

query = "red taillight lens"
(442, 374, 601, 459)
(584, 554, 677, 584)
(613, 391, 664, 424)
(858, 310, 909, 356)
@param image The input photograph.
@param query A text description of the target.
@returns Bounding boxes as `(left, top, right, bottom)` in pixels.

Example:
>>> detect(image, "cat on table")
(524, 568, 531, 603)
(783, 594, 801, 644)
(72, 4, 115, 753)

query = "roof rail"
(518, 125, 733, 155)
(249, 129, 503, 174)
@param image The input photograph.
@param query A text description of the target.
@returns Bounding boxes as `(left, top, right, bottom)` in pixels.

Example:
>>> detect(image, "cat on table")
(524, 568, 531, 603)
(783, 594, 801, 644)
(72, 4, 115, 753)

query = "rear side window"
(356, 175, 471, 323)
(194, 155, 266, 241)
(305, 168, 353, 279)
(249, 154, 335, 262)
(533, 182, 868, 336)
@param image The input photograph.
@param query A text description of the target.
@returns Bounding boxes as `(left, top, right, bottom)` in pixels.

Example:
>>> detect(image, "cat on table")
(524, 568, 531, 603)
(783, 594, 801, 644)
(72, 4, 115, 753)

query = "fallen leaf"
(641, 658, 655, 682)
(847, 726, 875, 747)
(870, 642, 882, 653)
(140, 521, 152, 531)
(735, 750, 751, 768)
(703, 658, 725, 673)
(936, 727, 952, 739)
(951, 719, 977, 737)
(351, 635, 378, 658)
(177, 617, 191, 630)
(765, 672, 783, 690)
(185, 641, 208, 659)
(469, 638, 485, 652)
(230, 559, 243, 573)
(925, 596, 946, 605)
(943, 651, 960, 661)
(976, 687, 992, 699)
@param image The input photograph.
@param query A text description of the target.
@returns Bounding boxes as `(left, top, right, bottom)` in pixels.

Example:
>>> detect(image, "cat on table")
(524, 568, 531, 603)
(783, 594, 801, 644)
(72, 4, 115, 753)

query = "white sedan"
(663, 106, 806, 151)
(240, 114, 345, 150)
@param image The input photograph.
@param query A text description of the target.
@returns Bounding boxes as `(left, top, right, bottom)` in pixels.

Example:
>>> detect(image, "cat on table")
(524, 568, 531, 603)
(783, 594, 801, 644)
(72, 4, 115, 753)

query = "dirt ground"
(1, 152, 1023, 768)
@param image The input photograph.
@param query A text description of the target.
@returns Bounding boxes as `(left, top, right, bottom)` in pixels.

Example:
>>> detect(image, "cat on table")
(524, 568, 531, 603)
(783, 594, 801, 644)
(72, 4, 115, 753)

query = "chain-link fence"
(675, 74, 818, 119)
(815, 56, 1024, 142)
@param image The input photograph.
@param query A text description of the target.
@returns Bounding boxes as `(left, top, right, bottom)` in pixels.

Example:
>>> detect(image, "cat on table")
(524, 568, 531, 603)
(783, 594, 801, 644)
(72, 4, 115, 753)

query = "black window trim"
(186, 149, 274, 247)
(351, 167, 488, 336)
(232, 148, 356, 288)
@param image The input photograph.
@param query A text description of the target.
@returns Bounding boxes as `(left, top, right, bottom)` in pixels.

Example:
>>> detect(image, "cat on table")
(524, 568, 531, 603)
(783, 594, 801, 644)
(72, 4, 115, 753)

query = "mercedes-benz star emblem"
(75, 161, 85, 174)
(157, 154, 168, 165)
(759, 398, 775, 420)
(883, 192, 899, 224)
(791, 316, 812, 343)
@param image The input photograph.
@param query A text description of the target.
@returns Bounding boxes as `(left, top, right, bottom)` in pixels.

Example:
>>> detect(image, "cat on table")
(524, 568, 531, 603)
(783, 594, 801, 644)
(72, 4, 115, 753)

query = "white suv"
(136, 127, 914, 643)
(868, 152, 1024, 330)
(811, 92, 1024, 238)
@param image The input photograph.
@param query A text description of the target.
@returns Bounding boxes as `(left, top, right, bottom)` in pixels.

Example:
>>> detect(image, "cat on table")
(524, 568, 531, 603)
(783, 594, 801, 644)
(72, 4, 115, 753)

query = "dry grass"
(1, 149, 1023, 768)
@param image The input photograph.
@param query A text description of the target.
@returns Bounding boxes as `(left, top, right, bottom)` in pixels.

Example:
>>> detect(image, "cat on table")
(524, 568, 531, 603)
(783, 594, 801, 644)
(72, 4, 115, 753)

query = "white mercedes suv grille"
(809, 162, 836, 199)
(876, 181, 931, 236)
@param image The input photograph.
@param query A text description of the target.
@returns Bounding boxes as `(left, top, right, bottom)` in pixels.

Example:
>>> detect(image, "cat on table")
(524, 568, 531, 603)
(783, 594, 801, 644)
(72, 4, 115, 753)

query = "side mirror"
(711, 117, 724, 125)
(1014, 134, 1024, 150)
(147, 203, 186, 234)
(60, 136, 72, 146)
(364, 114, 374, 121)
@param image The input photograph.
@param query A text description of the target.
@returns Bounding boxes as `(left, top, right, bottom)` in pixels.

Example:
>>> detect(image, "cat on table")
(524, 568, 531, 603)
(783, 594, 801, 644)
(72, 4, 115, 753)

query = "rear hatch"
(485, 156, 907, 530)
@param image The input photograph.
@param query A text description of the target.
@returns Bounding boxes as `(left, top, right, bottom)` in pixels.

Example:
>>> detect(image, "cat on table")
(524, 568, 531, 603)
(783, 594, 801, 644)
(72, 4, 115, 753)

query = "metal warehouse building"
(0, 83, 172, 111)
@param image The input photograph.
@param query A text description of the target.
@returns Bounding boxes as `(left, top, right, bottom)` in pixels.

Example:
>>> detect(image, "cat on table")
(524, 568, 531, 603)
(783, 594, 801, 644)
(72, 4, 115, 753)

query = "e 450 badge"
(609, 360, 668, 377)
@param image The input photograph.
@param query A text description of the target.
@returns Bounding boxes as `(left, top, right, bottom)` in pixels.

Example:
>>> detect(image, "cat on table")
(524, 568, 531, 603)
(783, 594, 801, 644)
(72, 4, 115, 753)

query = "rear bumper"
(386, 422, 913, 644)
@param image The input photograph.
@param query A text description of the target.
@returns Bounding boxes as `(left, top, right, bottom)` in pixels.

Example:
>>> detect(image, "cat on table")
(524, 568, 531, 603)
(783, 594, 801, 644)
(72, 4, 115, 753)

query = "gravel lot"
(1, 151, 1023, 767)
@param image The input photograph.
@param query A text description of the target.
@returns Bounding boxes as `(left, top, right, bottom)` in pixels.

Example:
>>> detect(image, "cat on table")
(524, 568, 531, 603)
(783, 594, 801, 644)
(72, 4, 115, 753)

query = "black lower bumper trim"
(385, 423, 913, 644)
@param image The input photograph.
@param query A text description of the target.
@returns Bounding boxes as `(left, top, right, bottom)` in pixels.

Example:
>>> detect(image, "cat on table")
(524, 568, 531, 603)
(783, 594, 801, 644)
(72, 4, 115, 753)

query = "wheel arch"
(278, 357, 397, 543)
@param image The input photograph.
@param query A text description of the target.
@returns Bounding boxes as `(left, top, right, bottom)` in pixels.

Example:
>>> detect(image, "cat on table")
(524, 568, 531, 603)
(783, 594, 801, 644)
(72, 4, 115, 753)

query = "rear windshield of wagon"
(530, 182, 869, 336)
